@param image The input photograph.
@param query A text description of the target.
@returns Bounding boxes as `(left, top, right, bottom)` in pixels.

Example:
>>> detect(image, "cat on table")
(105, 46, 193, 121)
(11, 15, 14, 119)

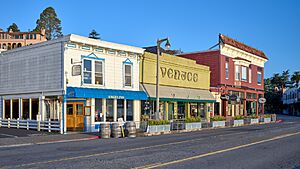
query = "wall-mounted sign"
(221, 95, 229, 100)
(160, 67, 198, 82)
(72, 65, 81, 76)
(108, 95, 125, 99)
(259, 98, 266, 104)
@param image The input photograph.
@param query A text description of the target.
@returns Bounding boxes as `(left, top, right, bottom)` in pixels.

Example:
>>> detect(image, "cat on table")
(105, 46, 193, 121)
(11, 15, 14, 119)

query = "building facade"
(0, 34, 147, 133)
(178, 34, 268, 117)
(282, 87, 300, 116)
(0, 28, 46, 51)
(140, 52, 215, 121)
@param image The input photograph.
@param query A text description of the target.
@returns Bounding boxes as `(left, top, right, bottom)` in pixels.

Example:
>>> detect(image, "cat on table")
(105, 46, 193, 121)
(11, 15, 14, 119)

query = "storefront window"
(22, 99, 29, 119)
(12, 100, 19, 119)
(177, 102, 185, 119)
(4, 100, 10, 119)
(31, 99, 39, 120)
(126, 100, 133, 121)
(190, 103, 198, 118)
(95, 99, 103, 122)
(117, 100, 124, 120)
(106, 99, 114, 122)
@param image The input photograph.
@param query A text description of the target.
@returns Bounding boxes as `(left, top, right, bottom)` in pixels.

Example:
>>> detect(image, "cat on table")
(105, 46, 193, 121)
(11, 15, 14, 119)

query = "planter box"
(185, 122, 202, 130)
(147, 125, 170, 133)
(233, 120, 244, 126)
(211, 121, 226, 128)
(250, 118, 259, 124)
(264, 118, 271, 123)
(271, 114, 277, 122)
(201, 121, 210, 128)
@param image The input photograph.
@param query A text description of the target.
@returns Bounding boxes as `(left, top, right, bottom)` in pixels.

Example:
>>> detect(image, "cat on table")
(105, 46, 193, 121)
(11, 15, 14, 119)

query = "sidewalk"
(0, 131, 98, 147)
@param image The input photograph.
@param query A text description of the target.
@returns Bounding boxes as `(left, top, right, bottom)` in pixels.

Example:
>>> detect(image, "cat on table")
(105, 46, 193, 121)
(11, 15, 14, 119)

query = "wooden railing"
(0, 118, 63, 134)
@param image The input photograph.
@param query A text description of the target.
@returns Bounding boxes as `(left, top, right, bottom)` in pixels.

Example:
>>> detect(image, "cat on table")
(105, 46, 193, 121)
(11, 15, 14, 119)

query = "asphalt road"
(0, 115, 300, 169)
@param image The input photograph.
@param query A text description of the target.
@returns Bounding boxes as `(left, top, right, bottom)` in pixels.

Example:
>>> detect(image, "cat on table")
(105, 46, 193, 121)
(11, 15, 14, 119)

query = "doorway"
(67, 102, 84, 131)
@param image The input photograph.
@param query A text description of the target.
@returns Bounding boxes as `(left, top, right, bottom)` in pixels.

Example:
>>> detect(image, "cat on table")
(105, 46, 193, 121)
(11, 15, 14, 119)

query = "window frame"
(94, 60, 104, 86)
(83, 59, 92, 84)
(235, 65, 240, 81)
(257, 71, 262, 85)
(124, 63, 133, 87)
(225, 62, 229, 80)
(241, 66, 247, 81)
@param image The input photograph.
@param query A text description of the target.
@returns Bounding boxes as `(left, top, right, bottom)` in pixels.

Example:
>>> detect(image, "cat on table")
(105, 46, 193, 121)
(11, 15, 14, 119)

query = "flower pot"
(250, 118, 259, 124)
(233, 119, 244, 126)
(147, 124, 170, 133)
(185, 122, 202, 130)
(211, 121, 226, 128)
(264, 117, 271, 123)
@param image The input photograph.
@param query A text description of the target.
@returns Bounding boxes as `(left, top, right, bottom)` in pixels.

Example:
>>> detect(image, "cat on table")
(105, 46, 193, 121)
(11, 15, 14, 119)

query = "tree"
(7, 23, 20, 32)
(33, 7, 63, 40)
(281, 69, 290, 88)
(89, 29, 100, 39)
(291, 71, 300, 87)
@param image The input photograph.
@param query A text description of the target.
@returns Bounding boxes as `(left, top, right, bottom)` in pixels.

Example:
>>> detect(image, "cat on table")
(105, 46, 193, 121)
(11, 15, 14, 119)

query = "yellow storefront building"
(140, 52, 215, 121)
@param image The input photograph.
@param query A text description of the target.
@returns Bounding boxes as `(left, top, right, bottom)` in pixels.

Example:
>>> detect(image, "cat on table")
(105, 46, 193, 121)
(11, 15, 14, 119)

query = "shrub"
(249, 114, 259, 119)
(264, 114, 271, 118)
(210, 115, 225, 121)
(148, 120, 170, 126)
(185, 117, 202, 123)
(233, 115, 244, 120)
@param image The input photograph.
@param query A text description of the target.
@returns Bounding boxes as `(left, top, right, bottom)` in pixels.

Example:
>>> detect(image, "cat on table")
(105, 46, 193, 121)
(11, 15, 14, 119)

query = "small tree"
(89, 29, 100, 39)
(291, 71, 300, 87)
(7, 23, 20, 32)
(33, 6, 63, 40)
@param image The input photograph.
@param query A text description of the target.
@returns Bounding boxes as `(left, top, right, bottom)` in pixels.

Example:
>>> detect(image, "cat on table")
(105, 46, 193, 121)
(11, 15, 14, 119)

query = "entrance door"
(67, 103, 84, 131)
(168, 103, 174, 120)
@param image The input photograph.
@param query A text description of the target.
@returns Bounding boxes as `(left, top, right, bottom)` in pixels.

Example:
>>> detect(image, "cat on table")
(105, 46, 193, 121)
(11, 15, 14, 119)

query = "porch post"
(10, 99, 13, 119)
(124, 99, 127, 121)
(102, 99, 106, 122)
(113, 99, 117, 122)
(29, 98, 32, 120)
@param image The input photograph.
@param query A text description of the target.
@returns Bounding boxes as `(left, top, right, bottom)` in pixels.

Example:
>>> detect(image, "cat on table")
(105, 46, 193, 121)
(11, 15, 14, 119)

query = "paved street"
(0, 115, 300, 169)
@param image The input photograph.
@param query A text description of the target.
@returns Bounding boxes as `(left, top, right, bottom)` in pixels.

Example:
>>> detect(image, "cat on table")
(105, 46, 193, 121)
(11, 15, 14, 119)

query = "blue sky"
(1, 0, 299, 77)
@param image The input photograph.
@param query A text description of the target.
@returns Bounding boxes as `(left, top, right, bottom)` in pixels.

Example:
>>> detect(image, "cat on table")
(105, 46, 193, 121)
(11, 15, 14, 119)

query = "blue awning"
(66, 87, 148, 100)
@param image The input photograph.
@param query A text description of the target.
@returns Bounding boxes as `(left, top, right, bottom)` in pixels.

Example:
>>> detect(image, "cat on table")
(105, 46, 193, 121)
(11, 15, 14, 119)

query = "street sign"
(259, 98, 266, 104)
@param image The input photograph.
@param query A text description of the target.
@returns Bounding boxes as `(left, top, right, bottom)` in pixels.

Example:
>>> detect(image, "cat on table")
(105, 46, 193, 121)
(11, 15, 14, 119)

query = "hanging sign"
(72, 65, 81, 76)
(259, 98, 266, 104)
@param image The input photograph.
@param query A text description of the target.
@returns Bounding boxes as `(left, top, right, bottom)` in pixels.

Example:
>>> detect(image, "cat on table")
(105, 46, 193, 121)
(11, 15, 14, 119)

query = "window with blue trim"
(124, 64, 132, 87)
(95, 61, 104, 85)
(83, 59, 92, 84)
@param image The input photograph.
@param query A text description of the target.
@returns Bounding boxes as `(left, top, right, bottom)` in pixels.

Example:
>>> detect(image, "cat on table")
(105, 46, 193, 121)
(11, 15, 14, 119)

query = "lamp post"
(156, 38, 171, 119)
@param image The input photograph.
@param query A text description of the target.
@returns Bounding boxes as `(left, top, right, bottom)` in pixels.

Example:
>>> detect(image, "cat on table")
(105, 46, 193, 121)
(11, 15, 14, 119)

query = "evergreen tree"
(33, 7, 63, 40)
(7, 23, 20, 32)
(89, 29, 100, 39)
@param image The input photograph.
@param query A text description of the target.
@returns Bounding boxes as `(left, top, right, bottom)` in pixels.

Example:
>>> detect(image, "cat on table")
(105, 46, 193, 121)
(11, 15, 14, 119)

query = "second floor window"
(124, 64, 132, 87)
(249, 68, 252, 83)
(95, 61, 104, 85)
(83, 59, 92, 84)
(225, 62, 229, 80)
(257, 71, 262, 85)
(235, 65, 240, 81)
(242, 66, 247, 81)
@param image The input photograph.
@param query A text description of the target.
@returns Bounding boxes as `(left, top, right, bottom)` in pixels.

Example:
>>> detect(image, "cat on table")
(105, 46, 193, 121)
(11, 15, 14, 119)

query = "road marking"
(1, 132, 246, 168)
(0, 143, 33, 148)
(133, 131, 300, 169)
(0, 133, 18, 138)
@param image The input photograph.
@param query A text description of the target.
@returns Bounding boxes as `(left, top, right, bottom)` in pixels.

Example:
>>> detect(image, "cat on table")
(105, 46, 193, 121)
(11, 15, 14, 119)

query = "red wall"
(178, 50, 264, 91)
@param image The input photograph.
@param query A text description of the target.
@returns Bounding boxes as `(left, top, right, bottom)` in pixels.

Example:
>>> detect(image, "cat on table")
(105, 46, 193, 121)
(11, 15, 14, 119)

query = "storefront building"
(177, 34, 268, 117)
(282, 87, 300, 116)
(140, 51, 215, 121)
(0, 34, 146, 133)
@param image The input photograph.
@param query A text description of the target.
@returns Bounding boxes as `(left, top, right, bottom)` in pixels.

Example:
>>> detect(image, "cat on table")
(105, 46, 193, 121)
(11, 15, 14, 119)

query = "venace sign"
(160, 67, 198, 82)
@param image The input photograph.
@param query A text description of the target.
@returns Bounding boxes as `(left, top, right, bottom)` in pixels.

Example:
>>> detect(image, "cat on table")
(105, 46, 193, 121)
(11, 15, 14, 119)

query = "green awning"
(141, 84, 216, 103)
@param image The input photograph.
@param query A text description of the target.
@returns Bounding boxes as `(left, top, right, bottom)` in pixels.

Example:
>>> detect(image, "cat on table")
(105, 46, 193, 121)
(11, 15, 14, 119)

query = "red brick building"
(177, 34, 268, 117)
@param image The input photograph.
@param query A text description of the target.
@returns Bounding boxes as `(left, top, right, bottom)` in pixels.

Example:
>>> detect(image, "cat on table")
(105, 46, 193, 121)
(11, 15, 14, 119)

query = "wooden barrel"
(111, 123, 121, 138)
(100, 123, 111, 139)
(125, 121, 136, 138)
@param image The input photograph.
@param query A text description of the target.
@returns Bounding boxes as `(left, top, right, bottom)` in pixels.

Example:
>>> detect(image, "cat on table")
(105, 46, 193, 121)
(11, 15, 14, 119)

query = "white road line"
(0, 133, 18, 138)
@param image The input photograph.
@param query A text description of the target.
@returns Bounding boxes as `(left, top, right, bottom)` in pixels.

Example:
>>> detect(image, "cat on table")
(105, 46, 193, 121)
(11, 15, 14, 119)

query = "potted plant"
(185, 117, 202, 130)
(233, 115, 244, 126)
(147, 120, 170, 133)
(210, 116, 226, 128)
(248, 114, 259, 124)
(263, 114, 271, 123)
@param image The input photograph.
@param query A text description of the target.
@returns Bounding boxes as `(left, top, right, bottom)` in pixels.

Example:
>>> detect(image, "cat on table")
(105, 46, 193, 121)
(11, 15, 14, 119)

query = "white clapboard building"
(0, 34, 146, 133)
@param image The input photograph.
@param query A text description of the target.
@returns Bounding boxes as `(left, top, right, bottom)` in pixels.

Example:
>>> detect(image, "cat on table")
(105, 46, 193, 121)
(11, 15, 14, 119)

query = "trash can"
(99, 123, 110, 139)
(111, 123, 122, 138)
(125, 122, 136, 138)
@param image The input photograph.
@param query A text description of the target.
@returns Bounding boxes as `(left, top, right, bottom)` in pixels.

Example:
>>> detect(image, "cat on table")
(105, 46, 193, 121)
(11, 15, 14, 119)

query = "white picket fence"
(0, 118, 62, 134)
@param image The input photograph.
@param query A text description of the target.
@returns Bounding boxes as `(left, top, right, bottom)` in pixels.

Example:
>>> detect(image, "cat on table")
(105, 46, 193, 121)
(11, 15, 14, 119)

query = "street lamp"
(155, 38, 171, 119)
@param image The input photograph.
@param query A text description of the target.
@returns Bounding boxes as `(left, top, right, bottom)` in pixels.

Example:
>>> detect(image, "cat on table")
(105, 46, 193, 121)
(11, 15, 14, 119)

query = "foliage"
(210, 116, 225, 121)
(248, 114, 259, 119)
(291, 71, 300, 87)
(7, 23, 20, 32)
(33, 6, 63, 40)
(185, 117, 202, 123)
(148, 120, 170, 126)
(233, 115, 244, 120)
(264, 114, 271, 118)
(89, 29, 100, 39)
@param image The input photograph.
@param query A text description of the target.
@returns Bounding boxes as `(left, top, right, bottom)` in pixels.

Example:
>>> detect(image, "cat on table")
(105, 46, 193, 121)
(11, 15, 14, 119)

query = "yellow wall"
(140, 52, 210, 90)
